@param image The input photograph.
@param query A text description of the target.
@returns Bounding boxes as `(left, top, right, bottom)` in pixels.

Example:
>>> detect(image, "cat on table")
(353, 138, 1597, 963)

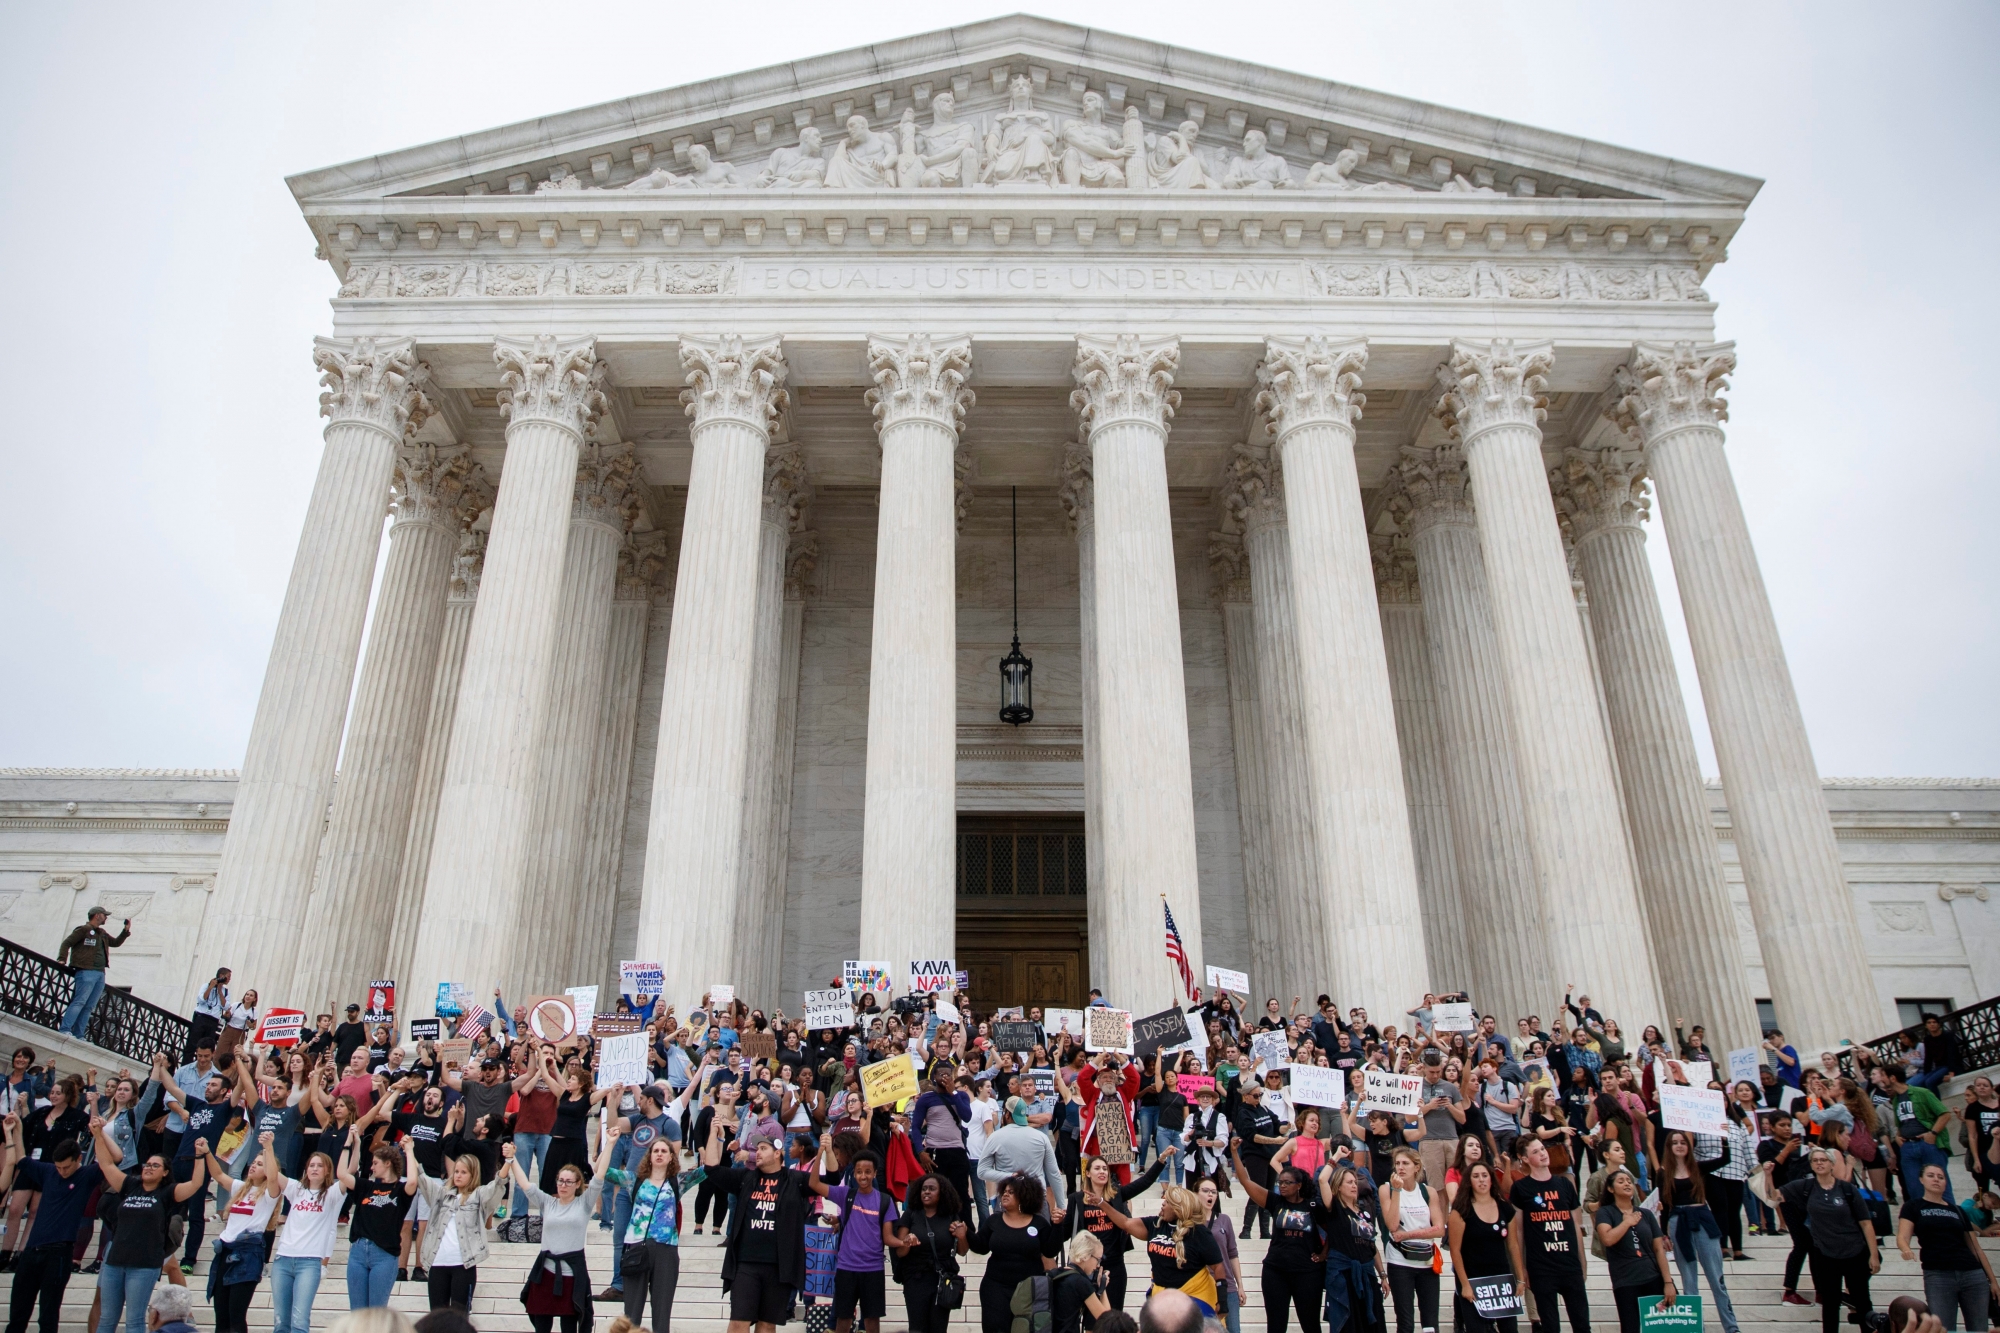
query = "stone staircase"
(6, 1185, 1991, 1331)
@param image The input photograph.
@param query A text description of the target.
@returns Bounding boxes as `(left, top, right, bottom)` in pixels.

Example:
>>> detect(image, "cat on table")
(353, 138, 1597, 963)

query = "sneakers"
(398, 1268, 409, 1284)
(412, 1266, 429, 1283)
(1784, 1291, 1813, 1306)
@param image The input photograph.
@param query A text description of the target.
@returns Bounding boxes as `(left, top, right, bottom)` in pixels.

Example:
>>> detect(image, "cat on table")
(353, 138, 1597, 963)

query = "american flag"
(1164, 900, 1199, 1003)
(457, 1004, 494, 1039)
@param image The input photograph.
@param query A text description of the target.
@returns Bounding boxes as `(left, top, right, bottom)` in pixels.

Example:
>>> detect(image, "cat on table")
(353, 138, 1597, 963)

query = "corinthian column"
(1609, 343, 1881, 1045)
(1209, 530, 1281, 993)
(1552, 445, 1761, 1052)
(513, 441, 640, 992)
(1384, 444, 1549, 1022)
(406, 335, 607, 1011)
(1071, 335, 1203, 1010)
(1217, 440, 1324, 1000)
(856, 335, 972, 994)
(1059, 445, 1108, 989)
(1371, 535, 1470, 995)
(1254, 336, 1424, 1020)
(294, 444, 473, 1009)
(637, 335, 788, 1011)
(194, 338, 429, 1000)
(1438, 340, 1663, 1026)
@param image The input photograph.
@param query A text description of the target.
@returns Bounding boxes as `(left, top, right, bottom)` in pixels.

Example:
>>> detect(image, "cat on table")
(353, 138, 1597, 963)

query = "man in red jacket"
(1078, 1054, 1142, 1184)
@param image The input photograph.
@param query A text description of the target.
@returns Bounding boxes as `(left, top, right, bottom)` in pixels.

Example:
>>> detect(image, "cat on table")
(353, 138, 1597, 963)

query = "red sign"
(255, 1008, 308, 1047)
(362, 982, 395, 1024)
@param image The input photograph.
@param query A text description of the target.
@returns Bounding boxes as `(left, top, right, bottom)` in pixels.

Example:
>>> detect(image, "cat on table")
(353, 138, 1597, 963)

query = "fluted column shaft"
(859, 336, 971, 994)
(734, 507, 790, 1002)
(513, 445, 633, 992)
(1217, 595, 1281, 994)
(295, 446, 469, 1009)
(761, 583, 809, 1001)
(1391, 452, 1550, 1022)
(1373, 542, 1470, 996)
(1557, 447, 1761, 1052)
(1255, 336, 1424, 1021)
(1441, 340, 1664, 1027)
(1072, 334, 1203, 1011)
(1611, 342, 1881, 1046)
(1060, 453, 1108, 992)
(194, 337, 429, 1002)
(407, 335, 606, 1011)
(637, 335, 788, 1012)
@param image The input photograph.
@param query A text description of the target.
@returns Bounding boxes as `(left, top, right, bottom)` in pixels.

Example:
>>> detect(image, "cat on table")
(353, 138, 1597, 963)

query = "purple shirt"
(828, 1184, 899, 1272)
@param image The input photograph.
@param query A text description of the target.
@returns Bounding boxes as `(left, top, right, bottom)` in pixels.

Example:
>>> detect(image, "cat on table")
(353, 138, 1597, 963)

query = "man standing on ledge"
(56, 907, 129, 1040)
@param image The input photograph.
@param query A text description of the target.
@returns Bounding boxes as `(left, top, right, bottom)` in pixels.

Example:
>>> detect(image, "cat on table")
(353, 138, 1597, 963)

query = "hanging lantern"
(999, 486, 1034, 726)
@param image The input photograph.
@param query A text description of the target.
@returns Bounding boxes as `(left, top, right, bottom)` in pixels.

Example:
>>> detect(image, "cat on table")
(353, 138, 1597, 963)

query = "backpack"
(1012, 1268, 1091, 1333)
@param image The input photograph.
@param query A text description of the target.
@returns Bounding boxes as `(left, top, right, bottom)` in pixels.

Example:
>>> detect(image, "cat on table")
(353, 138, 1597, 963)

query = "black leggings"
(1808, 1250, 1872, 1333)
(1387, 1264, 1440, 1333)
(428, 1264, 477, 1312)
(693, 1173, 732, 1227)
(1612, 1278, 1665, 1333)
(899, 1272, 954, 1333)
(1240, 1156, 1273, 1236)
(1263, 1259, 1326, 1333)
(1784, 1220, 1812, 1292)
(1101, 1251, 1130, 1311)
(527, 1318, 580, 1333)
(212, 1281, 258, 1333)
(1707, 1175, 1744, 1251)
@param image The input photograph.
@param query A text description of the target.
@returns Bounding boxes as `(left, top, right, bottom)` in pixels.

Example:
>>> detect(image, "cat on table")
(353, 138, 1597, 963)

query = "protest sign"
(1660, 1084, 1729, 1134)
(527, 995, 579, 1043)
(1362, 1069, 1424, 1115)
(1432, 1002, 1475, 1032)
(1726, 1047, 1761, 1088)
(993, 1021, 1041, 1053)
(1677, 1060, 1714, 1089)
(436, 1038, 473, 1069)
(1178, 1073, 1215, 1096)
(993, 1005, 1024, 1020)
(908, 959, 956, 993)
(1521, 1057, 1552, 1090)
(363, 982, 395, 1025)
(1044, 1008, 1085, 1038)
(593, 1014, 643, 1038)
(843, 960, 894, 995)
(598, 1032, 649, 1086)
(862, 1053, 919, 1108)
(619, 961, 664, 1019)
(408, 1018, 441, 1044)
(954, 970, 969, 990)
(1290, 1063, 1346, 1109)
(1468, 1277, 1526, 1321)
(1638, 1295, 1702, 1333)
(565, 986, 598, 1034)
(1094, 1103, 1134, 1165)
(1249, 1031, 1291, 1067)
(1204, 965, 1250, 995)
(804, 990, 855, 1029)
(742, 1031, 778, 1061)
(709, 984, 735, 1008)
(1030, 1068, 1057, 1099)
(1084, 1007, 1134, 1054)
(1134, 1006, 1199, 1058)
(934, 998, 961, 1024)
(254, 1008, 306, 1046)
(435, 983, 468, 1018)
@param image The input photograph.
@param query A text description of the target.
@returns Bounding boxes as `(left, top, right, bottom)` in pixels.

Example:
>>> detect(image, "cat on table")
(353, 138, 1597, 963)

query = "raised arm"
(336, 1132, 360, 1194)
(1229, 1144, 1270, 1208)
(1093, 1190, 1149, 1239)
(171, 1146, 209, 1202)
(90, 1116, 128, 1192)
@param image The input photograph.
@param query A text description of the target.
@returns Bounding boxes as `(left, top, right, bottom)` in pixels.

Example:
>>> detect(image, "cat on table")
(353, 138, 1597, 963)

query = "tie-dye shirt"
(609, 1166, 704, 1246)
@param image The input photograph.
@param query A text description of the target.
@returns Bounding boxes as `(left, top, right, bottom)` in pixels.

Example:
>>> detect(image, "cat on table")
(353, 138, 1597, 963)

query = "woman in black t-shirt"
(1072, 1152, 1170, 1310)
(1231, 1150, 1328, 1333)
(1095, 1184, 1225, 1316)
(895, 1172, 972, 1333)
(337, 1138, 414, 1308)
(1319, 1165, 1387, 1333)
(1895, 1160, 2000, 1330)
(1594, 1168, 1677, 1333)
(88, 1118, 208, 1333)
(1448, 1162, 1524, 1333)
(968, 1173, 1065, 1333)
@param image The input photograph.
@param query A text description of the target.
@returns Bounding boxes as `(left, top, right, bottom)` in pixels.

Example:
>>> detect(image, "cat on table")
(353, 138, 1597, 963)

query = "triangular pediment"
(288, 15, 1759, 209)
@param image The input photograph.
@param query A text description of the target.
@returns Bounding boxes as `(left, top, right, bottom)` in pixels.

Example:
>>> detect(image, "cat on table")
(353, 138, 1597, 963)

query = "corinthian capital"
(1070, 334, 1181, 439)
(764, 442, 813, 528)
(315, 336, 433, 439)
(494, 335, 608, 438)
(1384, 443, 1475, 537)
(1255, 335, 1368, 443)
(1207, 528, 1250, 603)
(573, 440, 641, 532)
(1607, 340, 1736, 443)
(390, 443, 472, 529)
(1217, 439, 1285, 534)
(1551, 445, 1650, 545)
(615, 530, 670, 603)
(679, 334, 788, 433)
(1371, 533, 1421, 605)
(1435, 338, 1553, 441)
(865, 334, 975, 435)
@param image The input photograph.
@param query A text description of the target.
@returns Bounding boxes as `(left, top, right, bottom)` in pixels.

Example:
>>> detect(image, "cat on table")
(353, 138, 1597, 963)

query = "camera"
(891, 994, 930, 1018)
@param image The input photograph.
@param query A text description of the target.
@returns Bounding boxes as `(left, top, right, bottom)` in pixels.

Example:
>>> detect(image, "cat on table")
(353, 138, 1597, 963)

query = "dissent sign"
(993, 1021, 1041, 1053)
(255, 1009, 306, 1046)
(843, 961, 893, 995)
(1432, 1002, 1475, 1032)
(1133, 1007, 1198, 1058)
(1362, 1069, 1424, 1115)
(908, 959, 956, 993)
(1204, 965, 1250, 995)
(598, 1032, 649, 1086)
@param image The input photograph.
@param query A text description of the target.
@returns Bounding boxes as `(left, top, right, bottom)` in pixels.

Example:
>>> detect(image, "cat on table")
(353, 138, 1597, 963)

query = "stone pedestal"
(1072, 334, 1203, 1012)
(1611, 342, 1883, 1046)
(1256, 336, 1426, 1021)
(195, 337, 430, 997)
(1440, 339, 1664, 1027)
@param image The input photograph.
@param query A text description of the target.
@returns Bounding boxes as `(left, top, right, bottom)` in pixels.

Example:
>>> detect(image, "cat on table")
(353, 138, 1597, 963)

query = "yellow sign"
(861, 1053, 919, 1109)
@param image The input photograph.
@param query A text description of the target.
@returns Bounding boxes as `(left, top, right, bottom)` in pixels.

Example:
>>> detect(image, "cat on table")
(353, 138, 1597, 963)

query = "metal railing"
(1859, 993, 2000, 1080)
(0, 935, 190, 1065)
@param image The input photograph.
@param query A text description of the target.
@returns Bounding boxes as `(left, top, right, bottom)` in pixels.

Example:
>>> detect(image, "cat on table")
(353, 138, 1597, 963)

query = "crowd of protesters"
(5, 920, 1998, 1333)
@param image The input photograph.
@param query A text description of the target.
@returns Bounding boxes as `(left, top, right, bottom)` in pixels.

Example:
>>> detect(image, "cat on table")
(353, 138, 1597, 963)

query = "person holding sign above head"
(1594, 1167, 1677, 1333)
(1447, 1160, 1524, 1333)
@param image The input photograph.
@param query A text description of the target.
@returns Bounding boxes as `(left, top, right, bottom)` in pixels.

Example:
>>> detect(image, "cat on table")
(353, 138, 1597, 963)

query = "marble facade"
(8, 19, 1991, 1049)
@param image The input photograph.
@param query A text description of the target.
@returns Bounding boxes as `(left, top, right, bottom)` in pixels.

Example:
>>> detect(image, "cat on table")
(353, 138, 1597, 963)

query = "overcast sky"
(1, 3, 1994, 777)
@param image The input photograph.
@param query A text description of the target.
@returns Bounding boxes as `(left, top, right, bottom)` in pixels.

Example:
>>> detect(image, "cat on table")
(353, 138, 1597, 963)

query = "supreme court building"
(11, 18, 1996, 1056)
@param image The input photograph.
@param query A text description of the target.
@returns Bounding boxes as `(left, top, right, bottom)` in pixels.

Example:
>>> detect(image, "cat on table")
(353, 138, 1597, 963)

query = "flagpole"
(1161, 893, 1177, 1014)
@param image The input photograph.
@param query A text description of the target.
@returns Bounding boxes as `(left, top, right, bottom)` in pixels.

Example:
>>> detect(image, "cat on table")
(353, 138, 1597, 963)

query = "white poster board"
(1264, 1090, 1291, 1127)
(1290, 1063, 1347, 1109)
(803, 989, 855, 1029)
(908, 959, 956, 993)
(1679, 1060, 1714, 1089)
(1044, 1008, 1086, 1039)
(1726, 1047, 1762, 1088)
(1205, 965, 1250, 995)
(709, 983, 735, 1008)
(598, 1032, 650, 1087)
(1362, 1069, 1424, 1116)
(565, 986, 599, 1034)
(1659, 1084, 1730, 1134)
(843, 960, 894, 995)
(1432, 1002, 1475, 1032)
(934, 998, 962, 1024)
(1249, 1031, 1291, 1067)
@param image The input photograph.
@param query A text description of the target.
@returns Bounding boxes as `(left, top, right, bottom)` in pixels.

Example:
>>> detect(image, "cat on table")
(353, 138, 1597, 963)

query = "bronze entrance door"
(955, 815, 1089, 1010)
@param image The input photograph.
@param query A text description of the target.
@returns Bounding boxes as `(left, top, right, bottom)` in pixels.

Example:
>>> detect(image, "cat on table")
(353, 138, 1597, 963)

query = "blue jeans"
(61, 970, 106, 1038)
(1153, 1126, 1184, 1186)
(94, 1263, 160, 1333)
(1673, 1223, 1741, 1333)
(609, 1185, 634, 1292)
(270, 1254, 325, 1333)
(1900, 1137, 1955, 1205)
(1911, 1068, 1952, 1093)
(1135, 1107, 1159, 1169)
(1221, 1284, 1241, 1333)
(514, 1132, 552, 1207)
(347, 1237, 400, 1309)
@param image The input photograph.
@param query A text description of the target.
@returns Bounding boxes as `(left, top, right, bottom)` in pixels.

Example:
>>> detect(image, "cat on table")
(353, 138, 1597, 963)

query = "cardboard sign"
(843, 960, 894, 995)
(1669, 1059, 1714, 1089)
(527, 995, 579, 1043)
(435, 983, 469, 1019)
(934, 998, 961, 1025)
(254, 1008, 306, 1046)
(565, 986, 599, 1034)
(1084, 1007, 1134, 1055)
(362, 982, 395, 1025)
(1726, 1047, 1761, 1088)
(436, 1038, 473, 1069)
(709, 984, 735, 1008)
(1290, 1063, 1346, 1109)
(1094, 1102, 1134, 1165)
(1469, 1276, 1525, 1321)
(862, 1053, 919, 1108)
(908, 959, 956, 994)
(1432, 1002, 1475, 1032)
(619, 961, 664, 1019)
(1659, 1084, 1729, 1134)
(1205, 965, 1250, 995)
(993, 1021, 1042, 1053)
(1638, 1294, 1702, 1333)
(1249, 1031, 1291, 1067)
(597, 1031, 650, 1086)
(1134, 1006, 1199, 1058)
(1044, 1008, 1085, 1038)
(408, 1018, 441, 1045)
(742, 1031, 778, 1061)
(804, 990, 855, 1029)
(1362, 1069, 1424, 1115)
